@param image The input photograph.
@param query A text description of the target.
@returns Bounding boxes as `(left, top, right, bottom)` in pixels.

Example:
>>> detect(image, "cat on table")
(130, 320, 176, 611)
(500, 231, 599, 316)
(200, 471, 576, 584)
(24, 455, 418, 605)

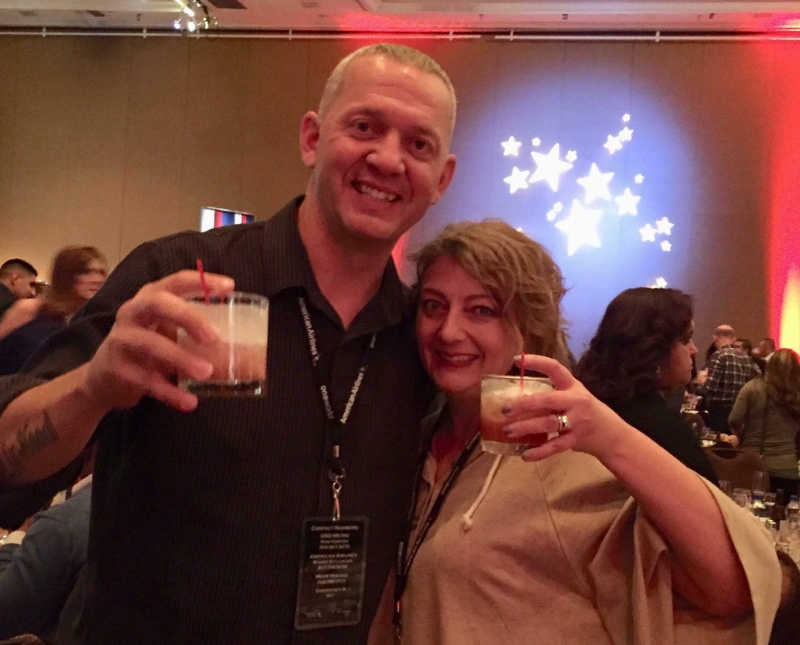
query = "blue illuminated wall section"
(403, 41, 703, 357)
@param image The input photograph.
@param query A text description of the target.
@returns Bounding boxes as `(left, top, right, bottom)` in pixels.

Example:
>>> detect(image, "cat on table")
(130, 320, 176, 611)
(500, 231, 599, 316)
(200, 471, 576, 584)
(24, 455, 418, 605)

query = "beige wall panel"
(238, 40, 310, 221)
(5, 38, 81, 277)
(59, 38, 130, 268)
(177, 39, 251, 233)
(119, 38, 190, 257)
(0, 39, 20, 262)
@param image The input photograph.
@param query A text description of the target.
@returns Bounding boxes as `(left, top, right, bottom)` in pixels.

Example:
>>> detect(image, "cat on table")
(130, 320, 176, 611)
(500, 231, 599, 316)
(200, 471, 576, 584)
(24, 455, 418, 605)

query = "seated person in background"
(0, 247, 107, 375)
(727, 349, 800, 476)
(0, 259, 37, 322)
(369, 221, 779, 645)
(575, 287, 718, 482)
(0, 475, 91, 641)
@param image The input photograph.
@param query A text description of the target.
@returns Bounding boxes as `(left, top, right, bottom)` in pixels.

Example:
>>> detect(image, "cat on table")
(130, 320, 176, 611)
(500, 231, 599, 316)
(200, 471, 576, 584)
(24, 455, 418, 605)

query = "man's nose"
(366, 132, 405, 175)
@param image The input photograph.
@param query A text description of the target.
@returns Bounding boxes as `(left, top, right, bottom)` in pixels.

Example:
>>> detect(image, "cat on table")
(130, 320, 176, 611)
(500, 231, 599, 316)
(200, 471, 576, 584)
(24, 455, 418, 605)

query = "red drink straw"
(196, 258, 210, 303)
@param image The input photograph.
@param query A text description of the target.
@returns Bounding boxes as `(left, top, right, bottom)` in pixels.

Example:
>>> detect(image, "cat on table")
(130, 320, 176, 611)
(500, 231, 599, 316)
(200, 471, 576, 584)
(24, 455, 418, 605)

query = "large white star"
(504, 166, 530, 194)
(555, 199, 603, 256)
(577, 163, 614, 203)
(604, 134, 622, 154)
(639, 223, 658, 242)
(615, 188, 641, 216)
(501, 136, 522, 157)
(655, 216, 674, 236)
(529, 143, 573, 192)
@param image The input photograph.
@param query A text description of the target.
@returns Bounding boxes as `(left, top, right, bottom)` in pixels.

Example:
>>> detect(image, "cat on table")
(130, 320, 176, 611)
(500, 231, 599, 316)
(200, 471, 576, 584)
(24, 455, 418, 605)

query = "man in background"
(0, 259, 37, 319)
(702, 324, 759, 433)
(753, 337, 777, 372)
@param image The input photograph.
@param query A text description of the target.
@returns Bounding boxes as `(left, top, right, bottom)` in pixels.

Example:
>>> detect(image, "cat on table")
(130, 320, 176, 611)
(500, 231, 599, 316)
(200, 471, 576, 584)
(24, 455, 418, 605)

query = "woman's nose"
(437, 311, 465, 341)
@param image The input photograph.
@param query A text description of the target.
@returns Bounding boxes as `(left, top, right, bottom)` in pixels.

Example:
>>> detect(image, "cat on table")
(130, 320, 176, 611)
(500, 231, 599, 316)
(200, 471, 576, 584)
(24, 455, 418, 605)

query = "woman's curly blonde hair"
(412, 219, 570, 367)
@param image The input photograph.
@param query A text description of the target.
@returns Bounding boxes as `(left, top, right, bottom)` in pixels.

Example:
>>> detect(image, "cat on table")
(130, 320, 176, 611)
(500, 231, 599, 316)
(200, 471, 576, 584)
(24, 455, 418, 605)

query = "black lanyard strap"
(393, 430, 480, 637)
(298, 296, 377, 519)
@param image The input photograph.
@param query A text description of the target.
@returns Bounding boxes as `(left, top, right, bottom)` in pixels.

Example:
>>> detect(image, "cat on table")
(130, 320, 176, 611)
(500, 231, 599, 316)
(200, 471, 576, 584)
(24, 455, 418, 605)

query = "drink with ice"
(178, 292, 269, 397)
(480, 374, 554, 455)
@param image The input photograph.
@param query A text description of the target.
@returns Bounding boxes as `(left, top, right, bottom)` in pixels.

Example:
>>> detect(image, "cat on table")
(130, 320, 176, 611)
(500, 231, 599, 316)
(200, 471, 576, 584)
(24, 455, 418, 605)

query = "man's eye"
(352, 120, 373, 135)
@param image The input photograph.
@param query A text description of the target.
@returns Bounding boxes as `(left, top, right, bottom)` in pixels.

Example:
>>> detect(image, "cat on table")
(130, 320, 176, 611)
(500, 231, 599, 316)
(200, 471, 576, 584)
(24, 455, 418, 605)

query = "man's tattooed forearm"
(0, 410, 58, 481)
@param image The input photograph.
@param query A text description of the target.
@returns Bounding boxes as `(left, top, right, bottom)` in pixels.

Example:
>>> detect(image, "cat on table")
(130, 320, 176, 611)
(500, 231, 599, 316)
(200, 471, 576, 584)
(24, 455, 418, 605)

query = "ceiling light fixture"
(173, 0, 218, 32)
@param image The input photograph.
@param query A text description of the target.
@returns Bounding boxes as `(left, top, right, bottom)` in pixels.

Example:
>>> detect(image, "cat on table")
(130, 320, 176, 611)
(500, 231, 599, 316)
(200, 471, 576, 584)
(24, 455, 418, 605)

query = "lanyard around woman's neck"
(392, 422, 480, 639)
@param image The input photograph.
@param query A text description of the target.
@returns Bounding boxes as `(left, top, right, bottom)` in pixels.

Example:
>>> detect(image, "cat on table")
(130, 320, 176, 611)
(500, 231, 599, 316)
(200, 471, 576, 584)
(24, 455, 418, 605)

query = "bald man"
(703, 324, 759, 433)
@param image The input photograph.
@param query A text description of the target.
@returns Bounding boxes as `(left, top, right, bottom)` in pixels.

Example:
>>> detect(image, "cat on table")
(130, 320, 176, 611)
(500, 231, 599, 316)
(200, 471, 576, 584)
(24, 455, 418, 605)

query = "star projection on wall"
(529, 143, 574, 192)
(498, 114, 676, 281)
(501, 136, 522, 157)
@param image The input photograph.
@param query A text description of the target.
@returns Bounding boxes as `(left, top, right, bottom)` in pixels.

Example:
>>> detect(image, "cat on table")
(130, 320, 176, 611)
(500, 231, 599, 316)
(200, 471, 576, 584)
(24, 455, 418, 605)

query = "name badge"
(294, 516, 368, 630)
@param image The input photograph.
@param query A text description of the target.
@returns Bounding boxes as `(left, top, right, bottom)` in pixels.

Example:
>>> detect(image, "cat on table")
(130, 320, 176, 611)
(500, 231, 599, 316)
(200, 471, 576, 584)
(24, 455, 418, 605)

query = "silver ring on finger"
(555, 413, 570, 433)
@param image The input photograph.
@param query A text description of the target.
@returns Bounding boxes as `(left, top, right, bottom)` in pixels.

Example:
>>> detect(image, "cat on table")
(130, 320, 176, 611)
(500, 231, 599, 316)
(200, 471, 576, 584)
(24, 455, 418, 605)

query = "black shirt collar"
(262, 196, 411, 335)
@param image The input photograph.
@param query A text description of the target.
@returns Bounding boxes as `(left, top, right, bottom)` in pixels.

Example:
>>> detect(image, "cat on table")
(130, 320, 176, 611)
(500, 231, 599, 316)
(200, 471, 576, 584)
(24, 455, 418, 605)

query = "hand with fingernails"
(501, 354, 633, 462)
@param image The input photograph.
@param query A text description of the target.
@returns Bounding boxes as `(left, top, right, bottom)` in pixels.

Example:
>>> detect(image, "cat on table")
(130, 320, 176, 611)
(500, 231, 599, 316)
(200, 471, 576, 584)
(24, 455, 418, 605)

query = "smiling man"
(0, 44, 456, 644)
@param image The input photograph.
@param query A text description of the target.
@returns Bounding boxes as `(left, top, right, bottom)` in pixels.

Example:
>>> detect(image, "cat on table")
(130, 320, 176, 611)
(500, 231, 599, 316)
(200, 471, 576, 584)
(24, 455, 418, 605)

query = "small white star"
(553, 201, 564, 213)
(565, 150, 578, 163)
(618, 126, 634, 142)
(639, 223, 658, 242)
(650, 276, 668, 289)
(614, 188, 641, 216)
(530, 143, 573, 192)
(555, 199, 604, 256)
(546, 209, 558, 222)
(604, 134, 623, 154)
(577, 163, 614, 204)
(515, 226, 524, 233)
(622, 113, 631, 123)
(501, 136, 522, 157)
(504, 166, 530, 194)
(531, 137, 541, 147)
(634, 173, 645, 184)
(655, 217, 674, 236)
(661, 240, 672, 252)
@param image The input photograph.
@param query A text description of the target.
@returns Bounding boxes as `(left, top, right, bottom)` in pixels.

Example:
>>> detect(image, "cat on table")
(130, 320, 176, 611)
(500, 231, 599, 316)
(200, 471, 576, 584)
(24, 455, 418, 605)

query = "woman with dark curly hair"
(728, 348, 800, 474)
(575, 287, 717, 482)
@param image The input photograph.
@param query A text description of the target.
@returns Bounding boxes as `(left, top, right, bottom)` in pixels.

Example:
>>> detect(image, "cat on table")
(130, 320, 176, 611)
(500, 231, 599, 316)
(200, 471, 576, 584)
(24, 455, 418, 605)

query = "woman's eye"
(420, 299, 444, 316)
(472, 305, 496, 318)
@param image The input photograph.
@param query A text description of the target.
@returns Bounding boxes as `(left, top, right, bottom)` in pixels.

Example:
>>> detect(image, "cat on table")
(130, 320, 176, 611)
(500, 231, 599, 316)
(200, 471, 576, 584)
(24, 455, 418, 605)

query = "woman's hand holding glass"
(501, 353, 634, 463)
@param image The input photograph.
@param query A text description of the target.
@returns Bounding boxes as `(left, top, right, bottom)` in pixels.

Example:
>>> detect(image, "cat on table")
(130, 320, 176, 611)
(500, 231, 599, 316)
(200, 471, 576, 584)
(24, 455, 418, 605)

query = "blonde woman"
(370, 220, 780, 645)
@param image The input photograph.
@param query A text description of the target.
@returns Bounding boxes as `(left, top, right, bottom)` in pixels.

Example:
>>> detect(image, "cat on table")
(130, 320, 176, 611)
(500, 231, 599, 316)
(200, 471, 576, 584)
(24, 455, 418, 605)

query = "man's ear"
(299, 111, 321, 169)
(430, 154, 457, 205)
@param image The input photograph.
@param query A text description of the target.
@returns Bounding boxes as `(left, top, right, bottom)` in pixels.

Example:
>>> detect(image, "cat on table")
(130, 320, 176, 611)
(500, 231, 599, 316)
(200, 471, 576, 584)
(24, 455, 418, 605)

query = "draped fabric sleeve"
(587, 475, 780, 645)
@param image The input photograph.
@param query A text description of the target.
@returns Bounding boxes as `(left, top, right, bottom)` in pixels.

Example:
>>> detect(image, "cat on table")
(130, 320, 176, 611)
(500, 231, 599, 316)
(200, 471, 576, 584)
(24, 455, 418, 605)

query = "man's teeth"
(357, 183, 398, 202)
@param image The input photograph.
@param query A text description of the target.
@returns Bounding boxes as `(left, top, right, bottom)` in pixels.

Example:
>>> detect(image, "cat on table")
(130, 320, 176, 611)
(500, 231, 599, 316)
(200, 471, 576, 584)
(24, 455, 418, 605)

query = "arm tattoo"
(0, 410, 59, 482)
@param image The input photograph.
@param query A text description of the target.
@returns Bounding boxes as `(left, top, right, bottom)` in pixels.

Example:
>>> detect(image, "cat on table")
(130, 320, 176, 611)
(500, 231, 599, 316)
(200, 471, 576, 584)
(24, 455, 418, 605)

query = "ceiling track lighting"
(173, 0, 218, 33)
